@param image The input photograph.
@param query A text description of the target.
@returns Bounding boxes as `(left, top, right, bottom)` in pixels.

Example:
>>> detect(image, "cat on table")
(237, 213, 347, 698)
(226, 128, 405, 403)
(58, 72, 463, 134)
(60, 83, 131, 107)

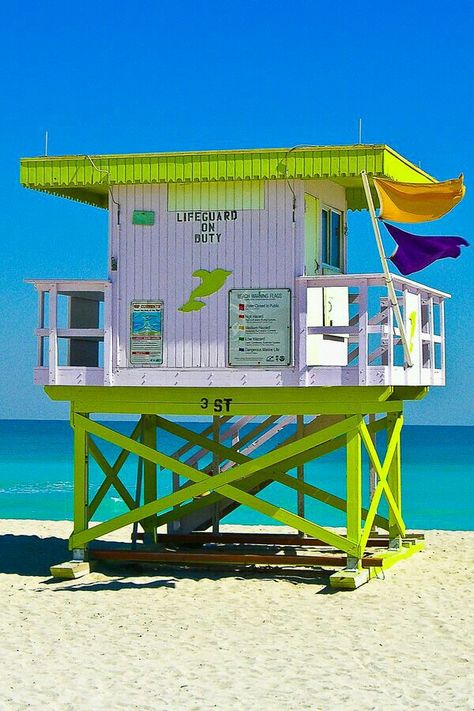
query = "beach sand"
(0, 520, 473, 711)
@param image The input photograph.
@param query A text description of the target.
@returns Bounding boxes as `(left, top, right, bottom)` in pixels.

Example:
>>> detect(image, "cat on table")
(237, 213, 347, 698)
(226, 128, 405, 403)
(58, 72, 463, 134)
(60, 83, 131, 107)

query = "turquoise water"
(0, 420, 472, 530)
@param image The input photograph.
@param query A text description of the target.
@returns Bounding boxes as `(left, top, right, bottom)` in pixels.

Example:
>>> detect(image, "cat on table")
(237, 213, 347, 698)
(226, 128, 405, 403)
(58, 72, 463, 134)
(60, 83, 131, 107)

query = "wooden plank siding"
(110, 180, 305, 375)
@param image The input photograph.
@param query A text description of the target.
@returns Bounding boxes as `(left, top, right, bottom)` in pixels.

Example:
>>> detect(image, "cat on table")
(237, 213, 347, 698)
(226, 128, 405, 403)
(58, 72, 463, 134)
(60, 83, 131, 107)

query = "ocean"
(0, 420, 472, 530)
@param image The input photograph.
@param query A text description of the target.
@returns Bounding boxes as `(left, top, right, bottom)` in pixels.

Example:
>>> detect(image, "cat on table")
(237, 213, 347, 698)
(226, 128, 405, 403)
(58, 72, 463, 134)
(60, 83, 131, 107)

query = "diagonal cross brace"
(358, 416, 405, 553)
(87, 420, 143, 518)
(70, 414, 362, 555)
(152, 416, 391, 530)
(88, 437, 137, 516)
(274, 471, 389, 530)
(155, 415, 249, 468)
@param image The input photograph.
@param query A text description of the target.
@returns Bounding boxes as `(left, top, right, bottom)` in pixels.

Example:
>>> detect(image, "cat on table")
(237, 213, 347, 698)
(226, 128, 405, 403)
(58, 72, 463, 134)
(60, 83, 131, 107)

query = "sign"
(130, 301, 163, 365)
(176, 210, 238, 244)
(132, 210, 155, 225)
(228, 289, 291, 367)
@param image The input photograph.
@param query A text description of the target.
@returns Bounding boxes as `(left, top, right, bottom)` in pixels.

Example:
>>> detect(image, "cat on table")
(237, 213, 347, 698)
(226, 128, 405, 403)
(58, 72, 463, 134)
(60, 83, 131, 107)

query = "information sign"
(132, 210, 155, 225)
(130, 301, 163, 365)
(228, 289, 291, 367)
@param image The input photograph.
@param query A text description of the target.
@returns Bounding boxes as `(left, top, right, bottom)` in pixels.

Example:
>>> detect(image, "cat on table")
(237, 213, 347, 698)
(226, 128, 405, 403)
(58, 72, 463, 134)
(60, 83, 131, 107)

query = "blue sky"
(0, 1, 472, 423)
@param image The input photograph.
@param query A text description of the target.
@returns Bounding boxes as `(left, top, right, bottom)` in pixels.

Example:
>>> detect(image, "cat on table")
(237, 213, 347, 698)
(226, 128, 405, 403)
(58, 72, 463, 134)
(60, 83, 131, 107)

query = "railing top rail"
(25, 279, 110, 292)
(296, 273, 451, 299)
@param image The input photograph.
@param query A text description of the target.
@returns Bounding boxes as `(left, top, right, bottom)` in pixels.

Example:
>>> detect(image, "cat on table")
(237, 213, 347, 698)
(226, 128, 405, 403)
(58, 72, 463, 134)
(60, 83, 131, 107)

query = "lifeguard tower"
(22, 145, 450, 588)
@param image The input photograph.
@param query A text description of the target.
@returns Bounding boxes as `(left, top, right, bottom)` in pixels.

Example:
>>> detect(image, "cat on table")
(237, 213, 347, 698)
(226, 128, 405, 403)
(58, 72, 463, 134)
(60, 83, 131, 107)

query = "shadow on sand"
(0, 533, 337, 593)
(0, 533, 68, 576)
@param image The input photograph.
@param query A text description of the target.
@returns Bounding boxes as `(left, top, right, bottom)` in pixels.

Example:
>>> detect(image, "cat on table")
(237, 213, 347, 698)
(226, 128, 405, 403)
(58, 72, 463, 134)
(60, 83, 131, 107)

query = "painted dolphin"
(178, 268, 232, 312)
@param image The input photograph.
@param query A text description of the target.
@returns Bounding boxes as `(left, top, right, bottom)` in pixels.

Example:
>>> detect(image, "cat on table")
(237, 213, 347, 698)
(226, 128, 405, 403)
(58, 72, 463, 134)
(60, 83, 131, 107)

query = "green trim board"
(168, 180, 265, 211)
(20, 145, 437, 211)
(44, 385, 427, 416)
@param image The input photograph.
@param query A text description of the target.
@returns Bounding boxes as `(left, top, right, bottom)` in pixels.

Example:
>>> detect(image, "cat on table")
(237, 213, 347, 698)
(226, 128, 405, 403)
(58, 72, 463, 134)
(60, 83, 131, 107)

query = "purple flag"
(382, 221, 469, 276)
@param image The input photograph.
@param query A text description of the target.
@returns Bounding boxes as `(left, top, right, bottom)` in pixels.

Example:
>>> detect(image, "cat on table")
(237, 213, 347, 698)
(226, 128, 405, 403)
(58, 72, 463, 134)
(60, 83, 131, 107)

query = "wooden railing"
(27, 279, 111, 386)
(295, 274, 449, 387)
(29, 274, 449, 389)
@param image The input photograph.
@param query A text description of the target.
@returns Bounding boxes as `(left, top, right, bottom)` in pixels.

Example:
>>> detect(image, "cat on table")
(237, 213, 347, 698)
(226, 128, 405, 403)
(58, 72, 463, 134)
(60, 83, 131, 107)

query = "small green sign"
(132, 210, 155, 225)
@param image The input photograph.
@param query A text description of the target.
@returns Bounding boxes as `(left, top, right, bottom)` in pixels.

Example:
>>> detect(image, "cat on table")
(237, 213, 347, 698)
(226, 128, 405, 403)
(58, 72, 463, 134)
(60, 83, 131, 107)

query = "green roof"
(19, 144, 437, 210)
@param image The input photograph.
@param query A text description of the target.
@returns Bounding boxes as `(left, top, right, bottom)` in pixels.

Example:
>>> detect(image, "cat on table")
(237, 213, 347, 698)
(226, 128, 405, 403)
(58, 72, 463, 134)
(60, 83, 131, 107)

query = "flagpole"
(361, 170, 413, 368)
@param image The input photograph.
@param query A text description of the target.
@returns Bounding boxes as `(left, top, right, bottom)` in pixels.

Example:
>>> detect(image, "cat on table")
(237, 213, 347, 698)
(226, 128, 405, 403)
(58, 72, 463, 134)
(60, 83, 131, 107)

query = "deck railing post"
(440, 299, 446, 382)
(429, 296, 435, 386)
(295, 279, 307, 385)
(48, 284, 58, 384)
(415, 289, 423, 385)
(37, 288, 45, 367)
(358, 281, 369, 386)
(103, 282, 113, 385)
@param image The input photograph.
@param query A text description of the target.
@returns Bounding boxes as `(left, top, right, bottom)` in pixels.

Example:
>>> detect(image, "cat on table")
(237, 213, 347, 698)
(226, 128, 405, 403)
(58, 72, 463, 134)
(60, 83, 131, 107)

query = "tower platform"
(46, 385, 426, 588)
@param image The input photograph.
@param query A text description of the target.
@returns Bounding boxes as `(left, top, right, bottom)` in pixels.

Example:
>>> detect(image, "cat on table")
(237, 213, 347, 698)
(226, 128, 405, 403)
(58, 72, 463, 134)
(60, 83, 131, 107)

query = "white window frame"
(321, 205, 345, 274)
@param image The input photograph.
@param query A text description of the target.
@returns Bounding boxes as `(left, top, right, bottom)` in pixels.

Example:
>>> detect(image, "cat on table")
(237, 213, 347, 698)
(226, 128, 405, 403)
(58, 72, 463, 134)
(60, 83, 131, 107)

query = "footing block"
(50, 560, 94, 579)
(329, 568, 370, 590)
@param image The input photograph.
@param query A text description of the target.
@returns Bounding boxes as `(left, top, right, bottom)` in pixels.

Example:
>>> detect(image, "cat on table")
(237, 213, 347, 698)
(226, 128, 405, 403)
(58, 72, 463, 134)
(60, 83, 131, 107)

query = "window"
(321, 209, 329, 265)
(321, 207, 343, 271)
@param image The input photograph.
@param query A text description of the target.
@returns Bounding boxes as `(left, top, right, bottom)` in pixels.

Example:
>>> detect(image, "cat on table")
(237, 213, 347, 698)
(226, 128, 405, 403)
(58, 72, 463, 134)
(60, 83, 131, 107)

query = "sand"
(0, 520, 473, 711)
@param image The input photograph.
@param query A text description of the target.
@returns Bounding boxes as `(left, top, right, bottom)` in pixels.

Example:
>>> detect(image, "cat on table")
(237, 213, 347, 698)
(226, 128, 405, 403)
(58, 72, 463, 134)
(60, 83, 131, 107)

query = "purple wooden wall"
(109, 180, 305, 372)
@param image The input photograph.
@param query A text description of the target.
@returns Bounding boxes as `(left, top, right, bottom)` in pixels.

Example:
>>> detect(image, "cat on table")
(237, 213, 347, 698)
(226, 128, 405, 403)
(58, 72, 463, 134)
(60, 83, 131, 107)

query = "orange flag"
(373, 175, 465, 223)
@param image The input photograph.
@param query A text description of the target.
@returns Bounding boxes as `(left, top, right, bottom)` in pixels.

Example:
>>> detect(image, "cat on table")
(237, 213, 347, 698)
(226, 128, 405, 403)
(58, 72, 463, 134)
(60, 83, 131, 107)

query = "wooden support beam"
(89, 548, 385, 568)
(139, 532, 395, 547)
(149, 417, 389, 532)
(88, 419, 143, 517)
(49, 385, 407, 417)
(142, 415, 158, 538)
(387, 413, 402, 546)
(368, 413, 377, 534)
(87, 437, 138, 517)
(212, 416, 220, 534)
(345, 425, 362, 570)
(169, 416, 232, 460)
(70, 414, 363, 555)
(358, 416, 405, 554)
(72, 414, 88, 552)
(50, 560, 93, 579)
(296, 415, 305, 528)
(69, 410, 407, 569)
(274, 471, 389, 530)
(165, 416, 292, 534)
(368, 415, 405, 536)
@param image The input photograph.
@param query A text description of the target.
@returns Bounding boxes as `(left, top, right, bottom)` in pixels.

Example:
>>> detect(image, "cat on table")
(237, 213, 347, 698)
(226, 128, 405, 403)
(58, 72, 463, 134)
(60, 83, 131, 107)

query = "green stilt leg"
(72, 412, 89, 561)
(345, 426, 362, 570)
(296, 415, 305, 534)
(142, 415, 157, 541)
(387, 413, 403, 549)
(212, 416, 220, 534)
